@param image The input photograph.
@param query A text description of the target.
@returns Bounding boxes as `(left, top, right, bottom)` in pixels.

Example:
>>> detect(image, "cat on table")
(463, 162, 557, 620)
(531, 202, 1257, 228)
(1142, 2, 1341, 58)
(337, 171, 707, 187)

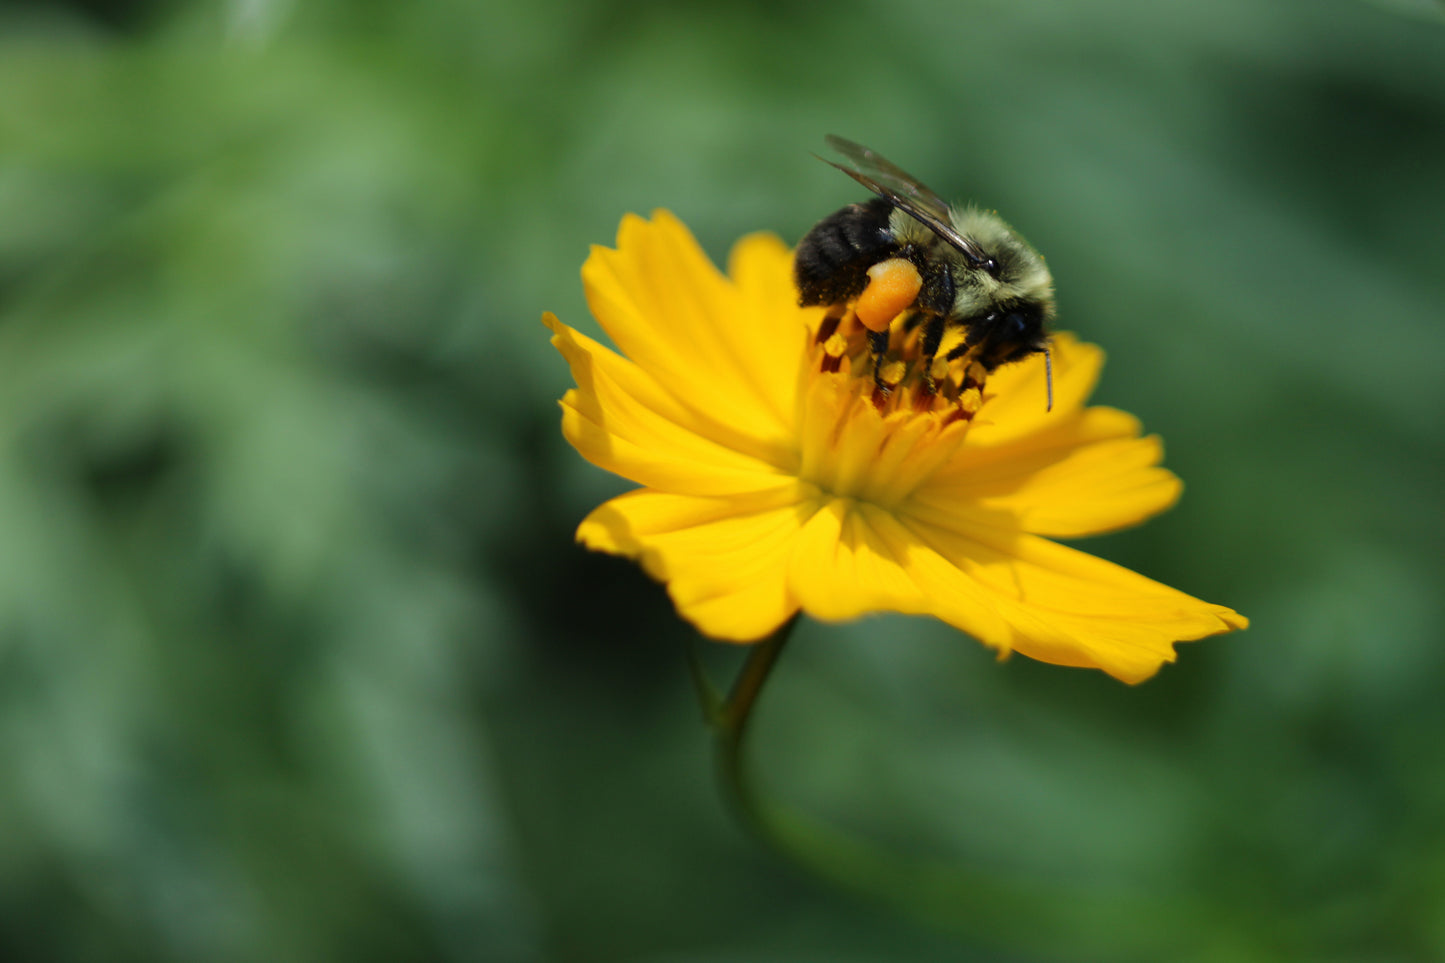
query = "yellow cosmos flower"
(545, 211, 1246, 684)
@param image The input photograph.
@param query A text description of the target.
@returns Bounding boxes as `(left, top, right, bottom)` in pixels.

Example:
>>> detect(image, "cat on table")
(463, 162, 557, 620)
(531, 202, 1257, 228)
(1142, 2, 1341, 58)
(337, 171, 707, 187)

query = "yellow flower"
(545, 211, 1246, 683)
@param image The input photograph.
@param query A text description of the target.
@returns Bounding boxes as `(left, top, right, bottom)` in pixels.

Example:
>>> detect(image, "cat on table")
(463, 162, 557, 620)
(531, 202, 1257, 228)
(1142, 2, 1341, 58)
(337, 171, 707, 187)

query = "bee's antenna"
(1044, 343, 1054, 412)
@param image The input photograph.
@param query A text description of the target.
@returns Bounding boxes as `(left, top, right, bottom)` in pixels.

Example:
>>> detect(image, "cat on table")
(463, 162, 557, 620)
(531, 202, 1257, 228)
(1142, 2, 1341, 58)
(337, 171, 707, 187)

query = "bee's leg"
(944, 324, 986, 363)
(869, 327, 891, 391)
(918, 313, 947, 393)
(944, 326, 993, 396)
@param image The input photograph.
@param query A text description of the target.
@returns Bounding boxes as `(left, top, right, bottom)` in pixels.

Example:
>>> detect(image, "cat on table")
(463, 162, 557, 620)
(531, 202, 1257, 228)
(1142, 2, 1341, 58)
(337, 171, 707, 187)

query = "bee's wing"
(822, 135, 991, 268)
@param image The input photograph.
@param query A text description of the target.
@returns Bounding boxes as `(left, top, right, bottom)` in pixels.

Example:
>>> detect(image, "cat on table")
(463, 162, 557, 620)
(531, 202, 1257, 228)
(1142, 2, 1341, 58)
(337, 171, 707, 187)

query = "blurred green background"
(2, 0, 1444, 960)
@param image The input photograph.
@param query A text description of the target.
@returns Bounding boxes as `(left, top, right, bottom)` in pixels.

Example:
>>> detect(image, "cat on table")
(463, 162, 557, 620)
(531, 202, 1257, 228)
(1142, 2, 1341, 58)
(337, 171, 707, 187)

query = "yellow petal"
(786, 499, 930, 621)
(581, 212, 800, 451)
(547, 313, 798, 496)
(577, 487, 812, 641)
(953, 405, 1146, 468)
(898, 515, 1247, 683)
(855, 507, 1016, 646)
(726, 231, 812, 420)
(773, 499, 1020, 647)
(912, 413, 1182, 538)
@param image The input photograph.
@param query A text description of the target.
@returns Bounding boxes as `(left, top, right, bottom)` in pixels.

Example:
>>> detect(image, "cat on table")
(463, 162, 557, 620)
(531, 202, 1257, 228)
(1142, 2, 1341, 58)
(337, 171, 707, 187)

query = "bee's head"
(969, 299, 1055, 411)
(972, 301, 1050, 368)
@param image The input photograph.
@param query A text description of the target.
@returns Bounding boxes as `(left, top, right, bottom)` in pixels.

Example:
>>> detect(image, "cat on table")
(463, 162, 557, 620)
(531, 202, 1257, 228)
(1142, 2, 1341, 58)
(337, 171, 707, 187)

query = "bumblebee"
(795, 136, 1056, 405)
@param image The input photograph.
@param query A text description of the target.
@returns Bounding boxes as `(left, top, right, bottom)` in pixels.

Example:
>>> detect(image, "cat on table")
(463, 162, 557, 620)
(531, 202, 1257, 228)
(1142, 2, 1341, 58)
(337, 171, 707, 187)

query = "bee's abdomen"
(794, 198, 898, 307)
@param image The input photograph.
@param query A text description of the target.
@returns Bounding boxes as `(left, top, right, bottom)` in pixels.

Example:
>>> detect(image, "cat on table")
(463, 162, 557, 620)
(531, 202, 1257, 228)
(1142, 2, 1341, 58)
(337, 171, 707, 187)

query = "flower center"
(795, 308, 986, 508)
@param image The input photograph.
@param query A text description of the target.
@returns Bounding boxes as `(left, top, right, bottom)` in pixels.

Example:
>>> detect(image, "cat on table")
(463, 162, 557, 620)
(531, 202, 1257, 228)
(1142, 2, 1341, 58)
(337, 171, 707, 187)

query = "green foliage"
(0, 0, 1442, 960)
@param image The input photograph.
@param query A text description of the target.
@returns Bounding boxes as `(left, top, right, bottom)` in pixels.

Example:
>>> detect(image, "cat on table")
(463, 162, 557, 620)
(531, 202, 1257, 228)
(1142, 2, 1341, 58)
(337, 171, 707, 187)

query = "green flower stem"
(711, 615, 797, 832)
(689, 621, 1229, 960)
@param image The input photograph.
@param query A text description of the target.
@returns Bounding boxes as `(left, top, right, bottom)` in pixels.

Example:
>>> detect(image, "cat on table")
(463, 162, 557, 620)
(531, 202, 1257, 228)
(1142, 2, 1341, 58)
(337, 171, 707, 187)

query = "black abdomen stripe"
(794, 198, 897, 306)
